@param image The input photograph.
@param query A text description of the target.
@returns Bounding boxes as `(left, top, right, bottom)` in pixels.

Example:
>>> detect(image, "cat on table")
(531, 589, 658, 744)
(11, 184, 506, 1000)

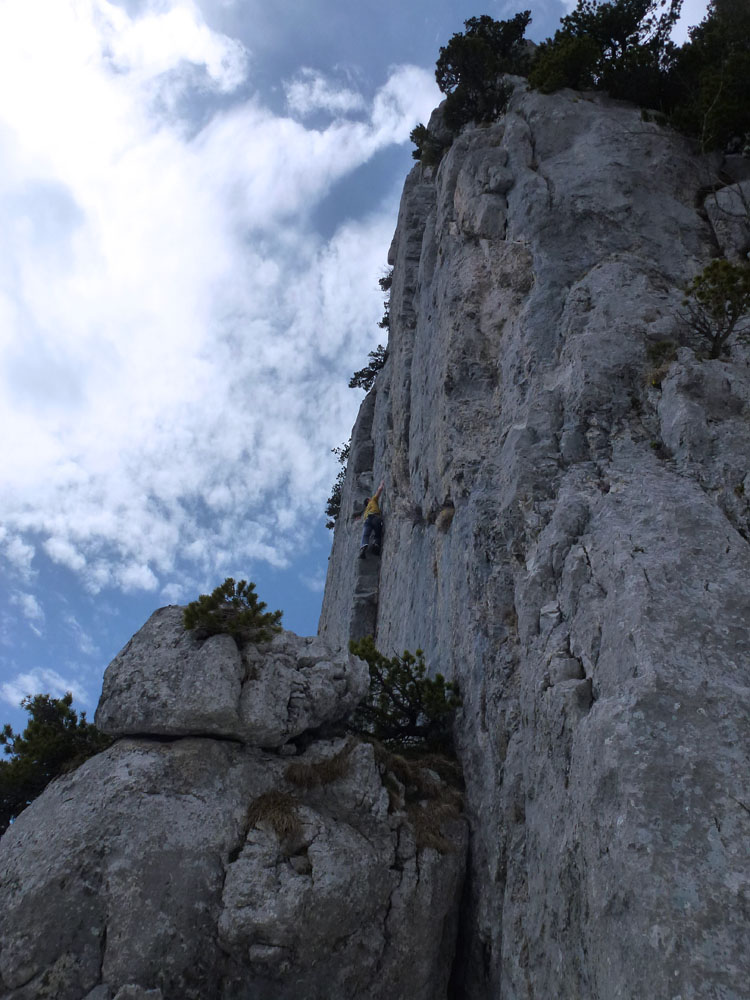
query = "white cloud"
(285, 68, 366, 118)
(161, 581, 190, 603)
(299, 570, 326, 593)
(63, 614, 99, 657)
(0, 0, 440, 598)
(103, 1, 249, 93)
(43, 538, 87, 572)
(1, 534, 35, 580)
(10, 592, 45, 636)
(0, 668, 89, 709)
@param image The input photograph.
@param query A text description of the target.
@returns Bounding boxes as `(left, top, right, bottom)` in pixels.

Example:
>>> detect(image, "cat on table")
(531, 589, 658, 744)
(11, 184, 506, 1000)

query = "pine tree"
(349, 636, 461, 752)
(182, 578, 283, 644)
(0, 693, 112, 834)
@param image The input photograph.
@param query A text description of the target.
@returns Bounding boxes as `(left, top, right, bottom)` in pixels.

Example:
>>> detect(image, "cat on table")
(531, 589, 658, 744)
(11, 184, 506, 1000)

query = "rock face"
(321, 84, 750, 999)
(95, 607, 369, 747)
(0, 617, 466, 1000)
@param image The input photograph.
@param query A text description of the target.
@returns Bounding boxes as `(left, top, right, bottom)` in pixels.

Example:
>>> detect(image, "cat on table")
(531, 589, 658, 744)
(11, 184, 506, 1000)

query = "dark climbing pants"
(361, 514, 383, 549)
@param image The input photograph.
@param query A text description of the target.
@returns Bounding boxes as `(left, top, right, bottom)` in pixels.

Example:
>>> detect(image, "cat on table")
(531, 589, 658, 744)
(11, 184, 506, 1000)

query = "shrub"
(0, 692, 112, 835)
(325, 442, 350, 529)
(348, 345, 387, 392)
(409, 123, 450, 166)
(435, 13, 531, 132)
(667, 0, 750, 151)
(378, 268, 393, 292)
(682, 259, 750, 358)
(645, 339, 678, 387)
(349, 636, 461, 752)
(529, 34, 601, 92)
(182, 578, 282, 644)
(529, 0, 681, 107)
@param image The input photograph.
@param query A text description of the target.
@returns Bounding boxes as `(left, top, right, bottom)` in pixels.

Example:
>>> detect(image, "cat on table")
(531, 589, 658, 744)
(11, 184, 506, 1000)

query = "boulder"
(0, 736, 465, 1000)
(95, 607, 368, 747)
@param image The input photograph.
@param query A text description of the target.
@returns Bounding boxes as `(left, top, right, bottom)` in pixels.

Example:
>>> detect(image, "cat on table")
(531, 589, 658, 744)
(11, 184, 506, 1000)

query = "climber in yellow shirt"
(359, 480, 384, 559)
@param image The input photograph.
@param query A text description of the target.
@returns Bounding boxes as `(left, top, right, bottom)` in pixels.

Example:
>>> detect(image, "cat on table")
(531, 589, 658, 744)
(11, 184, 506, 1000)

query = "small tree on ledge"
(348, 346, 387, 392)
(349, 636, 461, 752)
(183, 578, 282, 645)
(682, 259, 750, 358)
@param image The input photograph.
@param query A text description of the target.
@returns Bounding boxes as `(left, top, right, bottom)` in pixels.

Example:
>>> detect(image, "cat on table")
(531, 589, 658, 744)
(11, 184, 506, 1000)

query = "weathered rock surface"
(1, 629, 466, 1000)
(95, 607, 368, 747)
(321, 83, 750, 999)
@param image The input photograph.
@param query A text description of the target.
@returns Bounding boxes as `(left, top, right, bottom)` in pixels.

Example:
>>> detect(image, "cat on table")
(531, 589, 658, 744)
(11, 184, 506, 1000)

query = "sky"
(0, 0, 709, 735)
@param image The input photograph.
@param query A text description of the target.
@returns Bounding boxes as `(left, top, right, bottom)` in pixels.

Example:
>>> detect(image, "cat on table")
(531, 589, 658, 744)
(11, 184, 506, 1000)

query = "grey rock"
(112, 988, 163, 1000)
(96, 608, 367, 747)
(705, 180, 750, 260)
(0, 736, 465, 1000)
(321, 82, 750, 999)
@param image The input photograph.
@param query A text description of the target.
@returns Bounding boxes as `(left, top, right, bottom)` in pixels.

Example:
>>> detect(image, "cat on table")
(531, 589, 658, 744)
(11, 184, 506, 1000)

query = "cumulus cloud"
(0, 0, 439, 599)
(285, 68, 366, 118)
(0, 668, 89, 709)
(1, 533, 35, 580)
(102, 0, 249, 93)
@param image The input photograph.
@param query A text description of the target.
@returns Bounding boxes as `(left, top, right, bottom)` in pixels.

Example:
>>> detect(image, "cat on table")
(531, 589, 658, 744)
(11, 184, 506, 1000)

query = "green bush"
(529, 0, 681, 107)
(667, 0, 750, 151)
(325, 442, 350, 529)
(378, 268, 393, 292)
(349, 636, 461, 752)
(410, 123, 451, 165)
(1, 693, 112, 835)
(682, 259, 750, 358)
(182, 578, 282, 643)
(349, 345, 387, 392)
(529, 34, 601, 92)
(435, 12, 531, 132)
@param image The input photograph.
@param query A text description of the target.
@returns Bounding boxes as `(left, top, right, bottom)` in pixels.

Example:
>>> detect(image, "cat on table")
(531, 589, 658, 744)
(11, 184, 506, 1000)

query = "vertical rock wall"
(320, 83, 750, 999)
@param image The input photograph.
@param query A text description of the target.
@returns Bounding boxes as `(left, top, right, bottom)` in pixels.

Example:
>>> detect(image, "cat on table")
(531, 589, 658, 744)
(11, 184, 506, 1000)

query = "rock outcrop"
(0, 614, 466, 1000)
(95, 606, 368, 747)
(321, 83, 750, 999)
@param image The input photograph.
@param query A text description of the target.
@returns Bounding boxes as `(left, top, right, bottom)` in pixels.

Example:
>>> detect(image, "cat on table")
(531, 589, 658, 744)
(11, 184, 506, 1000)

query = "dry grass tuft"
(408, 798, 463, 853)
(645, 340, 678, 388)
(370, 740, 464, 853)
(284, 741, 355, 788)
(435, 504, 455, 533)
(246, 790, 301, 842)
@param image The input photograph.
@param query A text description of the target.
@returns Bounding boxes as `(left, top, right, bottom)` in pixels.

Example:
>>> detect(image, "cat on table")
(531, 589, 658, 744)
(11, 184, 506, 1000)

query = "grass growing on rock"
(284, 741, 355, 789)
(372, 741, 464, 854)
(246, 790, 301, 842)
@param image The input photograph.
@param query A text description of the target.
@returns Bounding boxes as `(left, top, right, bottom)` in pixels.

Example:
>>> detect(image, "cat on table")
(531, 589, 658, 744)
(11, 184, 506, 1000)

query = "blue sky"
(0, 0, 708, 734)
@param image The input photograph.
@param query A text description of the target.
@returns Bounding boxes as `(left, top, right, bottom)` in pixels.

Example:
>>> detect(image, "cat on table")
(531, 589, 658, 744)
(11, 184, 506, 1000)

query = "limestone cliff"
(321, 82, 750, 999)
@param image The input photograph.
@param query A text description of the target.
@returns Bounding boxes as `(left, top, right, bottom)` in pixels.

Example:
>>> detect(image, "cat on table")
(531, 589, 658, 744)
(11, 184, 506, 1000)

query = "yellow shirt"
(364, 496, 381, 518)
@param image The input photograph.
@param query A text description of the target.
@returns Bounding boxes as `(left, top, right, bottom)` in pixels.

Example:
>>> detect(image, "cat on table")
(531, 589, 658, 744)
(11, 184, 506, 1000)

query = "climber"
(358, 480, 384, 559)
